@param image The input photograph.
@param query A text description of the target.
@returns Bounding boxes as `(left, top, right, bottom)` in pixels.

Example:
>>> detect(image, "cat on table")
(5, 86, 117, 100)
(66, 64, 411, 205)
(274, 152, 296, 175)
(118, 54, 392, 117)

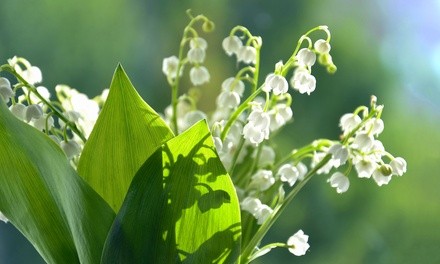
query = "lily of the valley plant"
(0, 12, 406, 263)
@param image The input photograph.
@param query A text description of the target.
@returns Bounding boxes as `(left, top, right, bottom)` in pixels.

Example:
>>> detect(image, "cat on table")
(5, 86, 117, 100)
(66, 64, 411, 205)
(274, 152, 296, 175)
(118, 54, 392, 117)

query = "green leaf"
(77, 64, 174, 212)
(101, 120, 242, 264)
(0, 98, 116, 264)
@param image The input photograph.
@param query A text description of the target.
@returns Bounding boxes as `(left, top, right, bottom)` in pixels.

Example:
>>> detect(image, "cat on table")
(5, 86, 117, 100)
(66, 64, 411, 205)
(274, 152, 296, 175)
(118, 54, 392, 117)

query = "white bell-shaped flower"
(290, 67, 316, 95)
(190, 66, 210, 86)
(287, 230, 310, 256)
(296, 48, 316, 67)
(221, 77, 245, 96)
(277, 164, 299, 186)
(25, 104, 43, 122)
(296, 162, 308, 180)
(314, 39, 331, 54)
(22, 66, 43, 85)
(181, 110, 207, 132)
(190, 37, 208, 50)
(187, 47, 206, 64)
(222, 35, 242, 56)
(352, 132, 374, 151)
(269, 104, 293, 131)
(263, 73, 288, 95)
(372, 166, 392, 186)
(253, 145, 276, 167)
(0, 77, 14, 103)
(162, 56, 182, 79)
(254, 204, 273, 225)
(327, 172, 350, 193)
(249, 169, 275, 191)
(390, 157, 407, 176)
(354, 157, 376, 178)
(31, 115, 54, 131)
(237, 46, 257, 64)
(339, 113, 361, 134)
(328, 143, 349, 168)
(216, 90, 240, 108)
(9, 103, 27, 120)
(60, 140, 81, 159)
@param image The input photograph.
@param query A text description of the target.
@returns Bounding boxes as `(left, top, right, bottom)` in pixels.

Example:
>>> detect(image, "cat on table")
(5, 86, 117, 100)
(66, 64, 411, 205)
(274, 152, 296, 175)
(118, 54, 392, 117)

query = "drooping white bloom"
(254, 204, 273, 225)
(253, 145, 276, 167)
(60, 140, 81, 159)
(190, 66, 210, 86)
(287, 230, 310, 256)
(328, 143, 349, 168)
(31, 115, 54, 131)
(277, 164, 299, 186)
(237, 46, 257, 64)
(290, 67, 316, 95)
(365, 118, 385, 136)
(372, 166, 392, 186)
(190, 37, 208, 50)
(241, 197, 262, 216)
(263, 73, 288, 95)
(327, 172, 350, 193)
(354, 157, 376, 178)
(296, 48, 316, 67)
(249, 170, 275, 191)
(390, 157, 407, 176)
(0, 77, 14, 103)
(269, 104, 293, 131)
(0, 211, 8, 223)
(222, 35, 242, 56)
(9, 103, 27, 120)
(162, 56, 181, 79)
(187, 47, 206, 64)
(296, 162, 308, 181)
(21, 66, 43, 85)
(56, 85, 100, 138)
(25, 104, 43, 122)
(314, 39, 331, 54)
(181, 110, 207, 132)
(243, 105, 270, 146)
(216, 90, 240, 108)
(352, 132, 374, 151)
(312, 152, 335, 174)
(339, 113, 362, 134)
(221, 77, 245, 96)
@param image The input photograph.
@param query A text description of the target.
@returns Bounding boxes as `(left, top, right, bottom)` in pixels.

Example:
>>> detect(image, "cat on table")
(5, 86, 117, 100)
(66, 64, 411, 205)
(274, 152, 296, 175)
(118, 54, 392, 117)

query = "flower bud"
(202, 20, 215, 32)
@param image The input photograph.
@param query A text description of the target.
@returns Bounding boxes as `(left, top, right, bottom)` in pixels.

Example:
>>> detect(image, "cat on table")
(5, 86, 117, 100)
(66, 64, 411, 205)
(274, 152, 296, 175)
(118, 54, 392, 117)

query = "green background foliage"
(1, 0, 439, 263)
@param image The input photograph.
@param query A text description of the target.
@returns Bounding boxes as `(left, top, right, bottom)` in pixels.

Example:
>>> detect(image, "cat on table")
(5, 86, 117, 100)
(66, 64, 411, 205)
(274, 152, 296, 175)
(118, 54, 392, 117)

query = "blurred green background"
(1, 0, 439, 263)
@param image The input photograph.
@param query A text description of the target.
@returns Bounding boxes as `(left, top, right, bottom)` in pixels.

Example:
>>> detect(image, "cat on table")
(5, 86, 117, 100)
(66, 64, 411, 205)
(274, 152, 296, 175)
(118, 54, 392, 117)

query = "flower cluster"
(0, 13, 407, 263)
(157, 16, 406, 262)
(0, 57, 108, 164)
(319, 97, 407, 192)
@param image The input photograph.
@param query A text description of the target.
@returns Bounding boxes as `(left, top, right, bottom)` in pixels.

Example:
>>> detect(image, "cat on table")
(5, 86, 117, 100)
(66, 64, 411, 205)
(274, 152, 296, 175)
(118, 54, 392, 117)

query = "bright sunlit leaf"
(77, 64, 174, 212)
(0, 98, 116, 264)
(101, 120, 242, 264)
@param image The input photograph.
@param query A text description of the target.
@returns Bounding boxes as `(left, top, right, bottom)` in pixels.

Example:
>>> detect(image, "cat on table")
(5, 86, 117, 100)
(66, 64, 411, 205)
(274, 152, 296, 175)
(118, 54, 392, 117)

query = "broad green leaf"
(101, 120, 242, 264)
(0, 98, 116, 264)
(77, 64, 174, 212)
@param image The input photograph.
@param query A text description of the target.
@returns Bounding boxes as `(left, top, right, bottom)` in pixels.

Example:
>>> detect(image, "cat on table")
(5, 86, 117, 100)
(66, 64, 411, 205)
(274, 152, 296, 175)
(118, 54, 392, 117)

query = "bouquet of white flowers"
(0, 11, 406, 263)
